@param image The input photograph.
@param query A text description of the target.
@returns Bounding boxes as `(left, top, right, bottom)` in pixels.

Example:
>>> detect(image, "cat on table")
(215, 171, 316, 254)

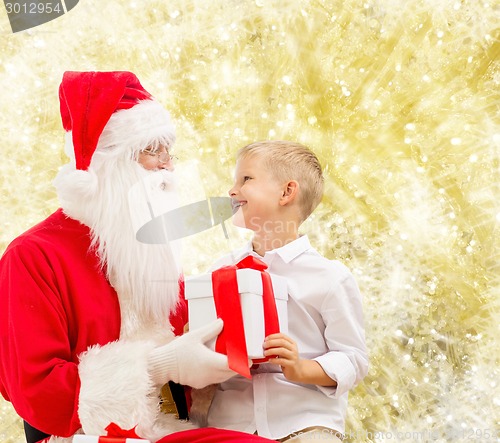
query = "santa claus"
(0, 71, 272, 443)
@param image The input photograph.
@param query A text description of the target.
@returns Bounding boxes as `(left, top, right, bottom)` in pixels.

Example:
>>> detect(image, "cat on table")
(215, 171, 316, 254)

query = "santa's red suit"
(0, 71, 272, 443)
(0, 210, 121, 435)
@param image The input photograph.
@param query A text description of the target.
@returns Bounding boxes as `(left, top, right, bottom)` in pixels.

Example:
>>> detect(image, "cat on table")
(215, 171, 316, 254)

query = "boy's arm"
(313, 270, 369, 397)
(263, 333, 338, 386)
(266, 268, 368, 397)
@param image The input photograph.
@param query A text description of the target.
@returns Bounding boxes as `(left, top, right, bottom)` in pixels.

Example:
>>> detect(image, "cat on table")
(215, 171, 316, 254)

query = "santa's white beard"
(54, 152, 181, 336)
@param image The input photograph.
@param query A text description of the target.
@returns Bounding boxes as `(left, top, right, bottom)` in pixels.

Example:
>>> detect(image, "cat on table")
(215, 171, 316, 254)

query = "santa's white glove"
(148, 318, 237, 389)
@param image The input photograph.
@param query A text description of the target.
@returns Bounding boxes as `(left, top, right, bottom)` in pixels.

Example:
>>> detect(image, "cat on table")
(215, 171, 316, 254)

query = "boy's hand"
(263, 333, 303, 382)
(263, 333, 338, 387)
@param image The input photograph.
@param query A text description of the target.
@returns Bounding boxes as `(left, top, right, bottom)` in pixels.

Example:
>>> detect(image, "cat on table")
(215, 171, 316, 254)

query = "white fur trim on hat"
(98, 100, 176, 155)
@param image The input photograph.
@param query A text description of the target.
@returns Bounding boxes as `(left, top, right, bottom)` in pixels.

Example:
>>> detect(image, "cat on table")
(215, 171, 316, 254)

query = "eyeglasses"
(141, 148, 177, 164)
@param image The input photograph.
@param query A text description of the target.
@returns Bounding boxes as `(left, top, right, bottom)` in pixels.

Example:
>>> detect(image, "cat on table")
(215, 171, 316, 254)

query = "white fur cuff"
(78, 340, 158, 437)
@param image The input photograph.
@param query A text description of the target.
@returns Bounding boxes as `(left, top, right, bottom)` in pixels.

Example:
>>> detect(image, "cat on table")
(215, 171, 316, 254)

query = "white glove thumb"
(148, 319, 237, 389)
(187, 316, 224, 343)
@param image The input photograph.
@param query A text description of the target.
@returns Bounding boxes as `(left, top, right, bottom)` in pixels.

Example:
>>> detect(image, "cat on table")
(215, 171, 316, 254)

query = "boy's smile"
(231, 199, 247, 214)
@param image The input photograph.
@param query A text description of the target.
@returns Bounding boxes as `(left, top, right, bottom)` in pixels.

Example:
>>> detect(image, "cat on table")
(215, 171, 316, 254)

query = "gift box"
(73, 436, 150, 443)
(185, 265, 288, 361)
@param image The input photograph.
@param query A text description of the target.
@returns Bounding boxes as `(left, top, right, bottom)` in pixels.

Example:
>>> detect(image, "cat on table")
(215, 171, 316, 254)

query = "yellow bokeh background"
(0, 1, 498, 442)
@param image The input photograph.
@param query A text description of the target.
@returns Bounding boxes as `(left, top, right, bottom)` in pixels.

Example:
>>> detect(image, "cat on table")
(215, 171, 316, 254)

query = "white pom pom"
(53, 165, 99, 223)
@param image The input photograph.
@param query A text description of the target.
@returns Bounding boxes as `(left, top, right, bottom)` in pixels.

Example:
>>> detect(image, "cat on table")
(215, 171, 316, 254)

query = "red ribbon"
(211, 255, 280, 378)
(104, 422, 141, 440)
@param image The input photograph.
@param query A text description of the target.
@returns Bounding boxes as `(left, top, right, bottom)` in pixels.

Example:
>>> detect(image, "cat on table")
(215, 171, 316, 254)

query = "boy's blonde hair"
(237, 140, 324, 222)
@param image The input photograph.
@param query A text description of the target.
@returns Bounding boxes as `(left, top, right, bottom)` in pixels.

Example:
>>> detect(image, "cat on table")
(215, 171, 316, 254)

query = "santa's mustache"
(127, 167, 182, 246)
(137, 167, 177, 191)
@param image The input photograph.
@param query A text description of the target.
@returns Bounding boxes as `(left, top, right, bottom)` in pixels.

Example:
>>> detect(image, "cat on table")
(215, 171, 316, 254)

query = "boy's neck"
(251, 229, 299, 257)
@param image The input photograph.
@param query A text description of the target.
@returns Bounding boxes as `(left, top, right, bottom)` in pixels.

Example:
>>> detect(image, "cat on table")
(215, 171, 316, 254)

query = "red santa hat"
(59, 71, 175, 170)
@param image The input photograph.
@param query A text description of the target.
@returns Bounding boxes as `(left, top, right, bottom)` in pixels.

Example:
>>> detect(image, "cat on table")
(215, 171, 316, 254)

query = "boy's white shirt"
(204, 235, 369, 440)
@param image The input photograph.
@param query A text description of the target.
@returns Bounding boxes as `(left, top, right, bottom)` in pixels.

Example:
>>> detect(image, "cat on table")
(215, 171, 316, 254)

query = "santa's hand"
(148, 318, 236, 389)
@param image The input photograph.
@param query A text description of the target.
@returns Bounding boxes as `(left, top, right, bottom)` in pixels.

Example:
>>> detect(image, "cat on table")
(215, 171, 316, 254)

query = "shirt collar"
(238, 235, 311, 264)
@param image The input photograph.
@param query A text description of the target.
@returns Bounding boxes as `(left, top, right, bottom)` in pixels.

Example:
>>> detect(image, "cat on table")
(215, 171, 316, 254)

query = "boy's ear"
(280, 180, 299, 206)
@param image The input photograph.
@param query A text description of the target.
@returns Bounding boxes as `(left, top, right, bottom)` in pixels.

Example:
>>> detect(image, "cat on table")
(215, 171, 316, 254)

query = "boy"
(203, 140, 368, 442)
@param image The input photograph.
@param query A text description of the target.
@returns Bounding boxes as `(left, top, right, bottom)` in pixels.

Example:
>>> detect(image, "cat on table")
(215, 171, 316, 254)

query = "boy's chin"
(231, 211, 263, 233)
(231, 209, 250, 230)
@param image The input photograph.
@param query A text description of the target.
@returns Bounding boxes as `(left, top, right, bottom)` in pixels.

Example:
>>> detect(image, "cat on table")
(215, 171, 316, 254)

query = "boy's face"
(229, 155, 284, 232)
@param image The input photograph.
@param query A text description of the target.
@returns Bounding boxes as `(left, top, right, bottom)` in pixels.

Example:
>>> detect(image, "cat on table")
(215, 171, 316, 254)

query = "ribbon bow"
(105, 422, 141, 439)
(211, 255, 280, 378)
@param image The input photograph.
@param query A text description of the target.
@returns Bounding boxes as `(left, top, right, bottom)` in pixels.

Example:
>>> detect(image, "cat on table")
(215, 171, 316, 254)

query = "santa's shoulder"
(1, 209, 92, 263)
